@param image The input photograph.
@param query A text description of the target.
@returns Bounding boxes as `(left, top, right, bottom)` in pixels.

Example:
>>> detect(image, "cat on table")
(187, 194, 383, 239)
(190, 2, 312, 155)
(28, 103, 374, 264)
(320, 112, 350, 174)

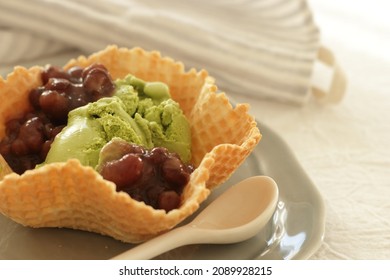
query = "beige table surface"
(234, 0, 390, 259)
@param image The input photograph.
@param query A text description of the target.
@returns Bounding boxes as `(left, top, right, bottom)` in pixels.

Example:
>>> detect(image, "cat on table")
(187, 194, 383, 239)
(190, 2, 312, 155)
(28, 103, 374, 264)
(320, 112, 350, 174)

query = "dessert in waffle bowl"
(0, 45, 261, 243)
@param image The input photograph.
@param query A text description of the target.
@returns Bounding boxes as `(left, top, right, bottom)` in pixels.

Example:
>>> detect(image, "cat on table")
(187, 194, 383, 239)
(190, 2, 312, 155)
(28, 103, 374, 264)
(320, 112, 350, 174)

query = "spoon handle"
(111, 226, 194, 260)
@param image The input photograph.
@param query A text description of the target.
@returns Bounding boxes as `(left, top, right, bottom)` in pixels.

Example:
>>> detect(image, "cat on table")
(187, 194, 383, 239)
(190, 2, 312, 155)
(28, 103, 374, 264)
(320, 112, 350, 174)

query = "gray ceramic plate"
(0, 123, 325, 260)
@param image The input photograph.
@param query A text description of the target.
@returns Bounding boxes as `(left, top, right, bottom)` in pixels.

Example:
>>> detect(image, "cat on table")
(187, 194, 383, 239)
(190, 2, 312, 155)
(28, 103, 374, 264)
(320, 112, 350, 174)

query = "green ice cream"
(43, 74, 191, 168)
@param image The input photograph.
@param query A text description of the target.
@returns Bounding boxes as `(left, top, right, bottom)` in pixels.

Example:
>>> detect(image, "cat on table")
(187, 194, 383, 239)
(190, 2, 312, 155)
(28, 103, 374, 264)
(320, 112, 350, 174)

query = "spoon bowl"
(111, 175, 279, 260)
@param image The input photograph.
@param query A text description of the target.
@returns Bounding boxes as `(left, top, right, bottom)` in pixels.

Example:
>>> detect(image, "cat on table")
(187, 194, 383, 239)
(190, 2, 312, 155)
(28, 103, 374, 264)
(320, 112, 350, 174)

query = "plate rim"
(255, 122, 326, 259)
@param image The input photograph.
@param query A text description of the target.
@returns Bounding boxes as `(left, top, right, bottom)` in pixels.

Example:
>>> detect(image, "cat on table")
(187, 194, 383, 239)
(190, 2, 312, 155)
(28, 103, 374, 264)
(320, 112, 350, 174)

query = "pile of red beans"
(0, 63, 115, 174)
(100, 143, 193, 212)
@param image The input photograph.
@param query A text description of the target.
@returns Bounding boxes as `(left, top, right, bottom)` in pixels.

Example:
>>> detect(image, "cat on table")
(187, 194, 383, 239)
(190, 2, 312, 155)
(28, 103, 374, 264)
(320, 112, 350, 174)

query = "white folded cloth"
(0, 0, 341, 104)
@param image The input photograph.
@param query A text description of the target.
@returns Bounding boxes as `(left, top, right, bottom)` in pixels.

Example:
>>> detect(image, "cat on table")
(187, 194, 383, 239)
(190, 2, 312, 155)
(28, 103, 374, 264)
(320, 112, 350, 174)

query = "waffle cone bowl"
(0, 45, 261, 243)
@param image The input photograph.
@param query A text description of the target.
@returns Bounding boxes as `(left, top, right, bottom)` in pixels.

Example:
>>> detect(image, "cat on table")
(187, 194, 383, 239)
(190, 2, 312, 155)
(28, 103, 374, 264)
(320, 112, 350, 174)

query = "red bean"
(39, 90, 70, 123)
(29, 88, 44, 109)
(148, 147, 169, 164)
(41, 65, 70, 84)
(83, 67, 115, 100)
(5, 119, 22, 140)
(162, 157, 190, 188)
(67, 66, 83, 82)
(0, 142, 10, 155)
(100, 154, 144, 190)
(45, 78, 71, 92)
(67, 84, 89, 109)
(18, 117, 44, 153)
(81, 63, 108, 80)
(158, 191, 181, 212)
(11, 138, 29, 156)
